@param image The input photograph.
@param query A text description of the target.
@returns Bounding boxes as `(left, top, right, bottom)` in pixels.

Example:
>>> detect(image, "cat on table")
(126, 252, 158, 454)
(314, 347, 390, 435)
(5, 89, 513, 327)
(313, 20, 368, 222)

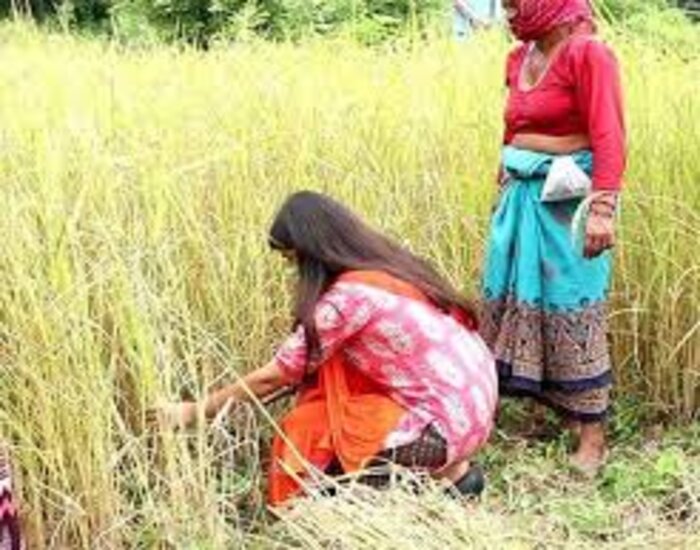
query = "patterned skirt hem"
(497, 361, 613, 393)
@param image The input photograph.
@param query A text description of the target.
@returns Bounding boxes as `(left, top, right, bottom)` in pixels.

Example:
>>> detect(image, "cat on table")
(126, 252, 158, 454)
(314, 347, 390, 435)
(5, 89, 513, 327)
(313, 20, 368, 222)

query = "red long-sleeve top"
(504, 36, 626, 191)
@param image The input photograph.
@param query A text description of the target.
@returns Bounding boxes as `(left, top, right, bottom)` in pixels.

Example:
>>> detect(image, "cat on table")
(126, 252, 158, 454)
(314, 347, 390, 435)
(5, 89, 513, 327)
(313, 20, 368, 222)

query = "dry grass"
(273, 418, 700, 550)
(0, 20, 697, 548)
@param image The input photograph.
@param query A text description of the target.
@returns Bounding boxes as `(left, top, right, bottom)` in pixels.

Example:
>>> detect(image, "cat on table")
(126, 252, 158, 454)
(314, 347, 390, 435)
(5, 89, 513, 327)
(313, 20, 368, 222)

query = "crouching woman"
(157, 191, 497, 506)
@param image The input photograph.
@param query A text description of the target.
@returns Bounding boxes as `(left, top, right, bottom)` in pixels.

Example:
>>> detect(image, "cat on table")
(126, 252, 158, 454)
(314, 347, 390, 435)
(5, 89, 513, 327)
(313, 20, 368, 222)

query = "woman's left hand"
(584, 210, 616, 259)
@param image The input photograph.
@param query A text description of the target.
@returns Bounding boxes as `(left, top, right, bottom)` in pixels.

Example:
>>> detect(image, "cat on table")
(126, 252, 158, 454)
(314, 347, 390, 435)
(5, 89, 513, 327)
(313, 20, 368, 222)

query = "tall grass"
(0, 21, 698, 547)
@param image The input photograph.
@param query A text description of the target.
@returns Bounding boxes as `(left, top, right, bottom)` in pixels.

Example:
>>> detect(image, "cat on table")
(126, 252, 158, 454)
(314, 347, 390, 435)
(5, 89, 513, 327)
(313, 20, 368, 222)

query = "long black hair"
(269, 191, 478, 363)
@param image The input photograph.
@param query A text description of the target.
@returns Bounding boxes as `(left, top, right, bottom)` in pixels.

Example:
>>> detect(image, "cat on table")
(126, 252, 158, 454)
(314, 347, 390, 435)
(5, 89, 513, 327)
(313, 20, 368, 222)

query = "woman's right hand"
(147, 401, 198, 431)
(145, 360, 289, 431)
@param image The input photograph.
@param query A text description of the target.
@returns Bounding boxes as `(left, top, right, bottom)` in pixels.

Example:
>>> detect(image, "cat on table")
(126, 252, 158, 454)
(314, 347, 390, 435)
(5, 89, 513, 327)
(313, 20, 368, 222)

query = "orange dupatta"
(267, 270, 428, 506)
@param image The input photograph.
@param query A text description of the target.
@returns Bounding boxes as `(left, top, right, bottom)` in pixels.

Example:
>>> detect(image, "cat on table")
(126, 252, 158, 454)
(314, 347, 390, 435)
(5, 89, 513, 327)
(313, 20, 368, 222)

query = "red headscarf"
(507, 0, 594, 42)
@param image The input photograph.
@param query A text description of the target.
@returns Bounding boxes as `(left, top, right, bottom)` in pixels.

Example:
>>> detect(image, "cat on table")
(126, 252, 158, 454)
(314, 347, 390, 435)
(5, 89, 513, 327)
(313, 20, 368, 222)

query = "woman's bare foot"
(569, 422, 607, 478)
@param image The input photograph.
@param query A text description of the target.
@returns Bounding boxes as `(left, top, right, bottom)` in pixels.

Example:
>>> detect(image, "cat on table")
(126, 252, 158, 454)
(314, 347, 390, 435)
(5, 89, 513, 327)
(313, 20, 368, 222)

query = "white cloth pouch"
(541, 155, 592, 202)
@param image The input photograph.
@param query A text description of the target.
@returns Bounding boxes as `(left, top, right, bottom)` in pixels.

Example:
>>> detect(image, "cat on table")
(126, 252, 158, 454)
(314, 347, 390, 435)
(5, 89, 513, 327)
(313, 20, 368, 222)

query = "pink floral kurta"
(275, 279, 498, 464)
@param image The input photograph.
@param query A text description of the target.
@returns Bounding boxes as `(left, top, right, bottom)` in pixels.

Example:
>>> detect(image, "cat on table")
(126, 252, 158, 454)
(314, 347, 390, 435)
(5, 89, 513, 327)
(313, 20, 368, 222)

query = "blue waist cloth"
(483, 146, 610, 312)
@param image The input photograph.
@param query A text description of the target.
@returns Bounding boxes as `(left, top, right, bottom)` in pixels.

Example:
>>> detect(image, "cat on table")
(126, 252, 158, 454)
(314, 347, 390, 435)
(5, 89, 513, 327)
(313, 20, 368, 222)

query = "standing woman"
(482, 0, 626, 475)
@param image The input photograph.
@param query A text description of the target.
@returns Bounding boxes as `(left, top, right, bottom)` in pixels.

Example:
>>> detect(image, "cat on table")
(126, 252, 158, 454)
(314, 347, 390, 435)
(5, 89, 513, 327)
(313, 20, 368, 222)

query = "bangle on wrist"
(591, 192, 618, 210)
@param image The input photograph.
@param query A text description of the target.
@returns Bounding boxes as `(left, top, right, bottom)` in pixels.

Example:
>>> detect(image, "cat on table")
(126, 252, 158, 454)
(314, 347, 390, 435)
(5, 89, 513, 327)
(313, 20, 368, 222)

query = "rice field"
(0, 19, 698, 548)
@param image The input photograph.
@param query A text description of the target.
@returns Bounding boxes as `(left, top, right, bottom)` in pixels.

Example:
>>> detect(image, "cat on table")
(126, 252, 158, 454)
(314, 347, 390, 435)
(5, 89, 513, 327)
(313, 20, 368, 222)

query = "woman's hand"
(584, 194, 618, 258)
(147, 401, 197, 431)
(147, 360, 289, 431)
